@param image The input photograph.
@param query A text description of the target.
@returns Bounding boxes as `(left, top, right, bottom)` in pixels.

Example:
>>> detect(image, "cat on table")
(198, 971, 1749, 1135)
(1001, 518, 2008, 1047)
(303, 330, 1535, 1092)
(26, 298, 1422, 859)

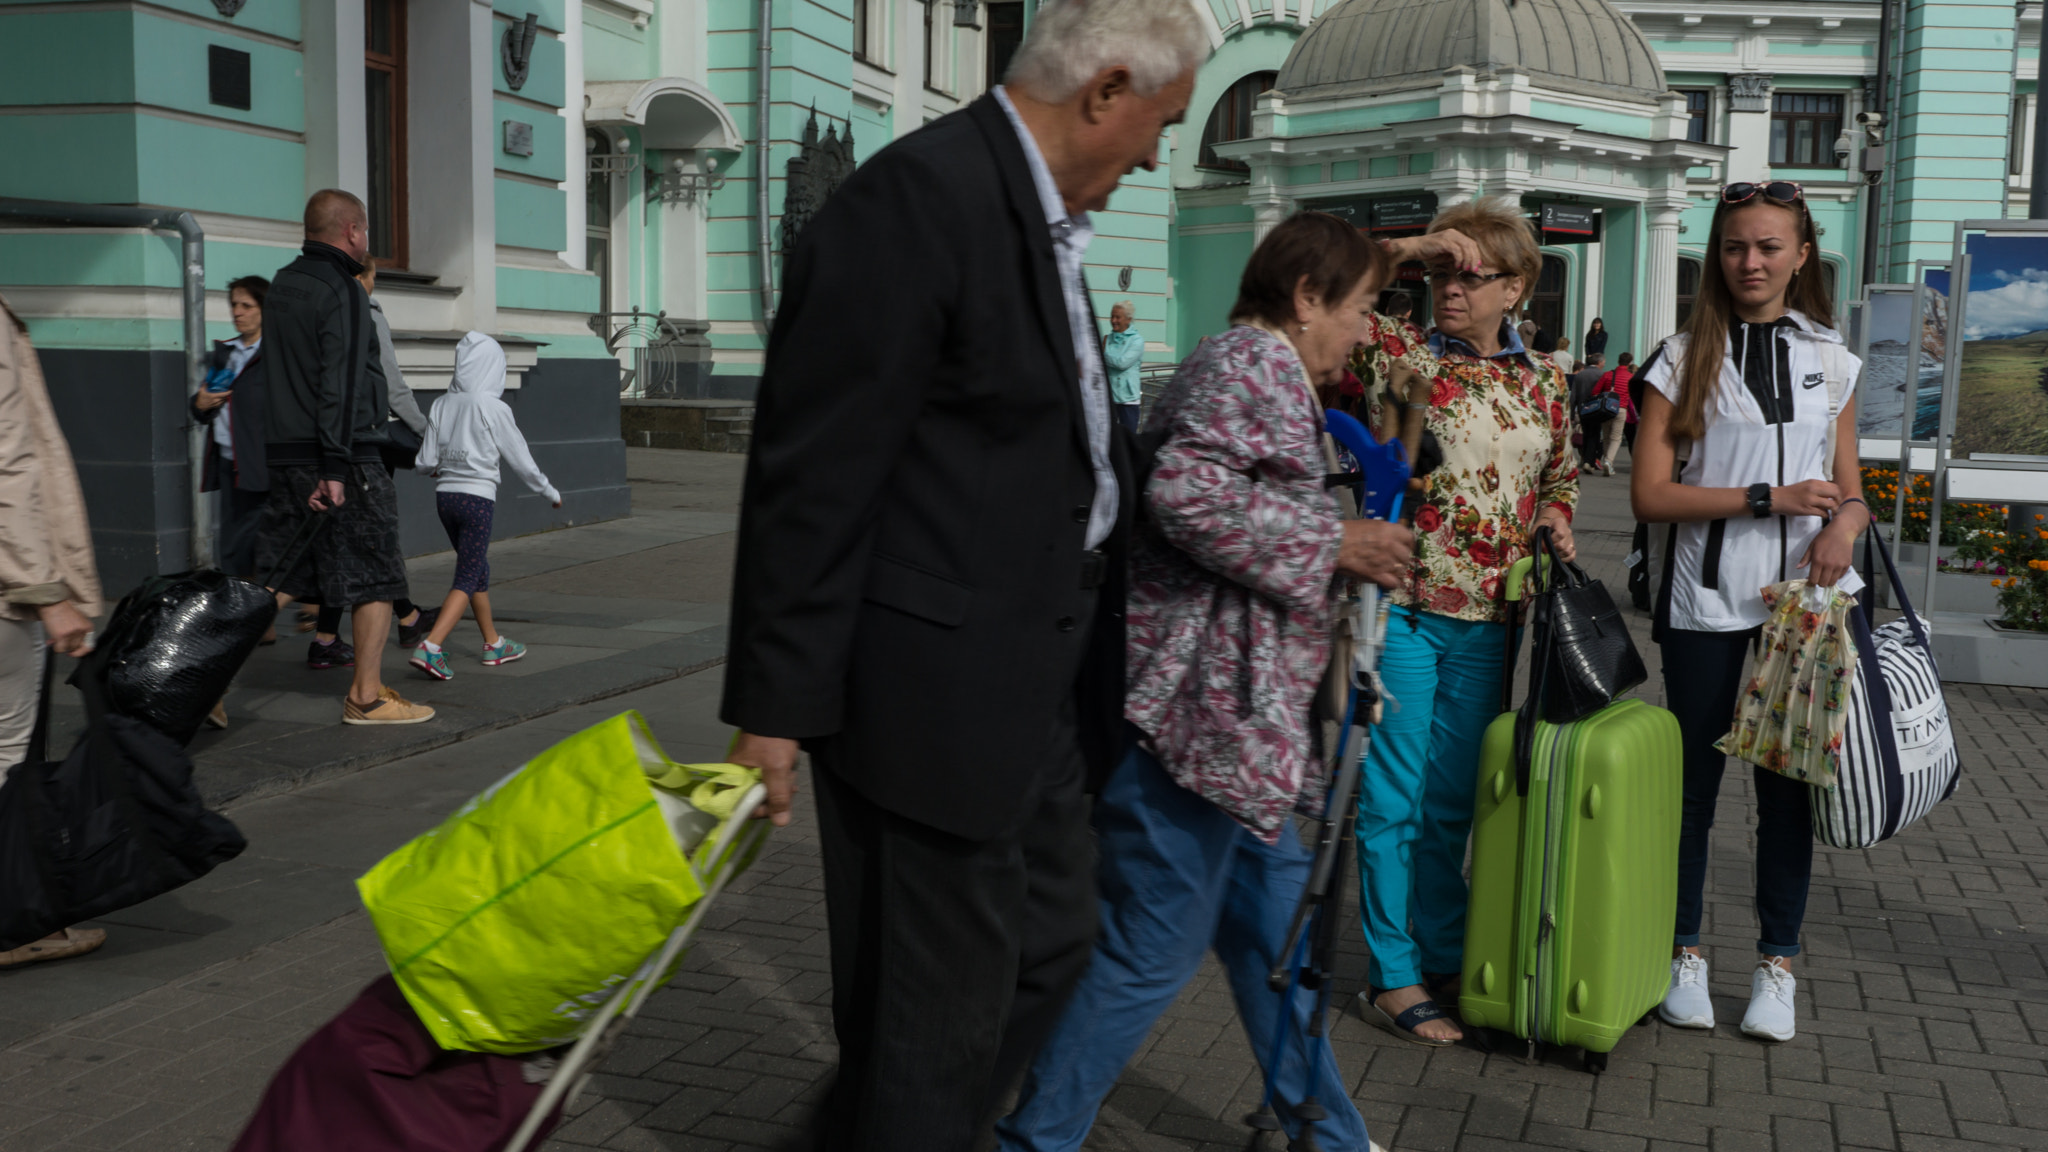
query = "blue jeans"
(1354, 605, 1507, 991)
(996, 743, 1369, 1152)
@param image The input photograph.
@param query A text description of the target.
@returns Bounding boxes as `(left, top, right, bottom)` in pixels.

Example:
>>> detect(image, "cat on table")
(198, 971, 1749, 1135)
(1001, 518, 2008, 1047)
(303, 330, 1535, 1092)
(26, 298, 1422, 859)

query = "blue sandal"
(1360, 985, 1458, 1047)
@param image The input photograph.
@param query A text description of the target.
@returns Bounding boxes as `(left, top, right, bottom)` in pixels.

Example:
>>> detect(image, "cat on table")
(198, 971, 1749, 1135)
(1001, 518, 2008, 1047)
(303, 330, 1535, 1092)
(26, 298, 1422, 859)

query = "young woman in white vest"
(1630, 181, 1869, 1043)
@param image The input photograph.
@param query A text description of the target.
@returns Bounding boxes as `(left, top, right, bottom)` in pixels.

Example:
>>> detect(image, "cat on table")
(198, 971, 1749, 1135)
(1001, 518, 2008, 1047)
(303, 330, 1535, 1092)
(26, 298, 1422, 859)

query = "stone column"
(1251, 195, 1294, 242)
(1643, 201, 1685, 345)
(302, 0, 368, 198)
(408, 0, 496, 332)
(1725, 73, 1773, 181)
(1247, 156, 1294, 242)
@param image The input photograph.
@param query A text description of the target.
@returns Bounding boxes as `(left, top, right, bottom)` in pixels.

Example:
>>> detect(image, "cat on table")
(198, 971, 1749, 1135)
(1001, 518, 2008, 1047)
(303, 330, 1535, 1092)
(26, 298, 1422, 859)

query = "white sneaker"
(1658, 952, 1715, 1028)
(1741, 959, 1798, 1042)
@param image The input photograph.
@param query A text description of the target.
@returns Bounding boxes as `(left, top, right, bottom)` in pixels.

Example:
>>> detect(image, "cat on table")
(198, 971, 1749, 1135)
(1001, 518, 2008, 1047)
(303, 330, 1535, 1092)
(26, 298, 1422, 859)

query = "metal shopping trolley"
(506, 779, 771, 1152)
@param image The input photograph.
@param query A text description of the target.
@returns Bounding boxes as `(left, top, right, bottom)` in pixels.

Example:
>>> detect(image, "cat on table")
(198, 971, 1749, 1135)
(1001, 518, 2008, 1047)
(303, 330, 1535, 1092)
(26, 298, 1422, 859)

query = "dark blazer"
(194, 339, 270, 493)
(720, 94, 1133, 842)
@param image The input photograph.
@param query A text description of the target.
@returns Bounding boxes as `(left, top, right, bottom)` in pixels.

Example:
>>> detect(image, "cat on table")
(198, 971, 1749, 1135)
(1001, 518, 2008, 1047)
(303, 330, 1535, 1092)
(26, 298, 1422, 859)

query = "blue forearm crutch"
(1244, 410, 1410, 1152)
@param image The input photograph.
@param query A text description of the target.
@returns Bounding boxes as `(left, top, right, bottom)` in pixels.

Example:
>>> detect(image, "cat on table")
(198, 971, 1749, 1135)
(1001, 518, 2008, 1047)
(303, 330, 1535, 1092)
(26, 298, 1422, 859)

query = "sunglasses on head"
(1721, 181, 1805, 206)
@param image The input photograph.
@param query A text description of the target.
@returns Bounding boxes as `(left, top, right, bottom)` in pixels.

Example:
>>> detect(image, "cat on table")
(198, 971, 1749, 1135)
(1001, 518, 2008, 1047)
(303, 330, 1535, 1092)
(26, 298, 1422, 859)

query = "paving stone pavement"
(3, 460, 2046, 1152)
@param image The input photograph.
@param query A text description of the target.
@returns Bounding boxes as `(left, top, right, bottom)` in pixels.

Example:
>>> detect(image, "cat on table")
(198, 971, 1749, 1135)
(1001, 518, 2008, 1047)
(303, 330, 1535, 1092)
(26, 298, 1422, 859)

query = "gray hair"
(1111, 299, 1135, 315)
(1005, 0, 1211, 102)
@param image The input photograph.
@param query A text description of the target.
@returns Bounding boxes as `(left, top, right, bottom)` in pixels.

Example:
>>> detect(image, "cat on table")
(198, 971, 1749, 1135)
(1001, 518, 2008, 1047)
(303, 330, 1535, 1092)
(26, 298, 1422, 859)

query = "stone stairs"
(619, 399, 754, 453)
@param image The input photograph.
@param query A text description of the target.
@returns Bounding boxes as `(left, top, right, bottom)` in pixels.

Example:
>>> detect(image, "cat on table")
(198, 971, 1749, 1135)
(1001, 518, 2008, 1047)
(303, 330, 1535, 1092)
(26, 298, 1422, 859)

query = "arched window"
(1198, 72, 1278, 171)
(1525, 255, 1569, 345)
(1676, 257, 1702, 329)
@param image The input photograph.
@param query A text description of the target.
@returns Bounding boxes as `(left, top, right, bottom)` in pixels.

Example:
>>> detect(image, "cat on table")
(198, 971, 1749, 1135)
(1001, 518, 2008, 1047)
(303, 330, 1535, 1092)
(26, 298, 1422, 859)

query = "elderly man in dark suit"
(719, 1, 1215, 1146)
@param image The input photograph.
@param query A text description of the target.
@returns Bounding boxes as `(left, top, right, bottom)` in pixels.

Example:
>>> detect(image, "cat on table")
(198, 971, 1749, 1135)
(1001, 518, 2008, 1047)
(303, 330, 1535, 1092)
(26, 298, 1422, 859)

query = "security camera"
(1855, 111, 1883, 128)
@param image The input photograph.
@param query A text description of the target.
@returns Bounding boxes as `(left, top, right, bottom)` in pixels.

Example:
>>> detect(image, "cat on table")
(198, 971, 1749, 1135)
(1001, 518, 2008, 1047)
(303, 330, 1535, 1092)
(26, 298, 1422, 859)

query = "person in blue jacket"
(1103, 300, 1144, 431)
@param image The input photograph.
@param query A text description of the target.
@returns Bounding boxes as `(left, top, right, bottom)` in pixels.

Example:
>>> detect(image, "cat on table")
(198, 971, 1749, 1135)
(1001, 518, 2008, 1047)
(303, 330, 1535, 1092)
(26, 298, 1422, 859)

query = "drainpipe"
(756, 0, 776, 325)
(1860, 0, 1895, 286)
(0, 199, 211, 572)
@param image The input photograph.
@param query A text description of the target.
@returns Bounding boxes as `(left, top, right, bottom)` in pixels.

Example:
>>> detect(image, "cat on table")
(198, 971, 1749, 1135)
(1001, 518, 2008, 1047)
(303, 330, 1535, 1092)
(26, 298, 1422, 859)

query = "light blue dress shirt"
(993, 86, 1118, 552)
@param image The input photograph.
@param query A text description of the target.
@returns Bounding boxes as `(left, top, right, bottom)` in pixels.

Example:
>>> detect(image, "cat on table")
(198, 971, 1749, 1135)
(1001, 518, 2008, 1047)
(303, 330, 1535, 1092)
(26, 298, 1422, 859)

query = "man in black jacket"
(719, 1, 1209, 1145)
(252, 190, 432, 726)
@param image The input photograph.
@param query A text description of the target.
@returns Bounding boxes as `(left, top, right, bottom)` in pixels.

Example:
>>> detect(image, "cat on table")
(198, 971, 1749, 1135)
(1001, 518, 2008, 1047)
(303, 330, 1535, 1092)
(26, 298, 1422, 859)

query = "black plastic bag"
(1, 660, 247, 950)
(72, 513, 323, 746)
(73, 571, 279, 746)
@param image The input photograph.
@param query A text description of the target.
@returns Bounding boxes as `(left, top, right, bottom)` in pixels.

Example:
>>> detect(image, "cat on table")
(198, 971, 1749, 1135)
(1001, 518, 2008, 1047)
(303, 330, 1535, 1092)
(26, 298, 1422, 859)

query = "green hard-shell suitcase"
(1459, 559, 1682, 1072)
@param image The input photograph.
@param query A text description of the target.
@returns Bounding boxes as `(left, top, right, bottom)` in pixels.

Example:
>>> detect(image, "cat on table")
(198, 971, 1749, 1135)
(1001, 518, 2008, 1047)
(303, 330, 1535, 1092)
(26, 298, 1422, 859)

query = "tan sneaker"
(343, 686, 436, 726)
(0, 927, 107, 968)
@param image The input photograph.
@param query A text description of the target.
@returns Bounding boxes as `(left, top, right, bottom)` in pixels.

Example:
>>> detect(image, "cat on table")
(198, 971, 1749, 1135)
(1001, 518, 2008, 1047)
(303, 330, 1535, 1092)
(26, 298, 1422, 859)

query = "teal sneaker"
(409, 644, 452, 681)
(481, 637, 526, 667)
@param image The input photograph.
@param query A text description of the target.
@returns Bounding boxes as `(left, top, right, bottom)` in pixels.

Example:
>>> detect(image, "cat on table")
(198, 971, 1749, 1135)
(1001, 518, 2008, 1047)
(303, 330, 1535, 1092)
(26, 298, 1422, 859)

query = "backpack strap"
(1818, 339, 1850, 482)
(1634, 339, 1690, 476)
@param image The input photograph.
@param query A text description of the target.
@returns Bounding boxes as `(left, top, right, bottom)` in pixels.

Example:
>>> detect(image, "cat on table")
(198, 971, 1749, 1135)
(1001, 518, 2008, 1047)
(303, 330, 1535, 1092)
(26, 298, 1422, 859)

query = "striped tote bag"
(1812, 530, 1960, 849)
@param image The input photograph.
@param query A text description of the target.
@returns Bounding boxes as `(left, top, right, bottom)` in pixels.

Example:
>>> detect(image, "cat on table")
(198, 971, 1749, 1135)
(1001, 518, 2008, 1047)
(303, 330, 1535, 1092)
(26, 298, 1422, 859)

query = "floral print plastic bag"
(1716, 580, 1858, 788)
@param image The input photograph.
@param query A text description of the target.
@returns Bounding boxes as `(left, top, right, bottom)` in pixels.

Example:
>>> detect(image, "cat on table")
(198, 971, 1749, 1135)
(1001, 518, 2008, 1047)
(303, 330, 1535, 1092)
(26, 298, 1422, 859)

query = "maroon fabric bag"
(232, 975, 564, 1152)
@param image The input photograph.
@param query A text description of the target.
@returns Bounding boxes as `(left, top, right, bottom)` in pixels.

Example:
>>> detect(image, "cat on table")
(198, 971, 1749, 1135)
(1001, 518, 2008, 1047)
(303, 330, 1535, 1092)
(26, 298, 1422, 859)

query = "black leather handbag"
(1504, 527, 1649, 794)
(1525, 526, 1647, 724)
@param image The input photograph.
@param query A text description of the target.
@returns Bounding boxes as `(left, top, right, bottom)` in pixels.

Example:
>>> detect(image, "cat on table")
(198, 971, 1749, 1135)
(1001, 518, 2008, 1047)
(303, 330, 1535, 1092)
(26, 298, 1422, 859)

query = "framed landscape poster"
(1951, 227, 2048, 460)
(1856, 284, 1919, 452)
(1914, 265, 1950, 444)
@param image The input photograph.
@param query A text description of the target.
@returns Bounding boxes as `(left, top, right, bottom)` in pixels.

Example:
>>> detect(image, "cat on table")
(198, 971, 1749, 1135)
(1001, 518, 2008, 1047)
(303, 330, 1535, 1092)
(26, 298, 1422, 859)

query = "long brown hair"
(1669, 196, 1834, 440)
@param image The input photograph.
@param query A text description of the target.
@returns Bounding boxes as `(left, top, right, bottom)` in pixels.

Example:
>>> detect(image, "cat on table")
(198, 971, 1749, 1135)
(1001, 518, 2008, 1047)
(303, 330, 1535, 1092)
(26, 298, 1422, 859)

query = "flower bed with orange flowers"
(1861, 466, 2048, 632)
(1991, 515, 2048, 632)
(1860, 465, 2008, 548)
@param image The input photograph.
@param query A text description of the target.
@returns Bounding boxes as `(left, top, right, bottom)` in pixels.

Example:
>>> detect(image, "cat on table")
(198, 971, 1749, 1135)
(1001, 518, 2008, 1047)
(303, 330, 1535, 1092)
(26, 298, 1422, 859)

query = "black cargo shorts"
(253, 463, 410, 608)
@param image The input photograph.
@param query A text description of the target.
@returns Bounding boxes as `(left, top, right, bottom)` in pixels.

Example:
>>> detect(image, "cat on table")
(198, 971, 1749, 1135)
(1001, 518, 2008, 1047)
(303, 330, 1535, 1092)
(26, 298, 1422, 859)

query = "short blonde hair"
(1110, 300, 1134, 316)
(1428, 197, 1543, 307)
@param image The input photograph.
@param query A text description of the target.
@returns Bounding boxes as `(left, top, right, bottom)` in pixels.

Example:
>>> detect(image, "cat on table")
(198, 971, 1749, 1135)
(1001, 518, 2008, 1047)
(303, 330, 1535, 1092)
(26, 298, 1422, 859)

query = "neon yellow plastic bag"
(357, 711, 761, 1054)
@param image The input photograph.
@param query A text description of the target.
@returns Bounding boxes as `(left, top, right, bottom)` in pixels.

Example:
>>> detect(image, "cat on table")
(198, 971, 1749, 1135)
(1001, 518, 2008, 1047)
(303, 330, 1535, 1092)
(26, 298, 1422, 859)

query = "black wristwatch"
(1746, 482, 1773, 519)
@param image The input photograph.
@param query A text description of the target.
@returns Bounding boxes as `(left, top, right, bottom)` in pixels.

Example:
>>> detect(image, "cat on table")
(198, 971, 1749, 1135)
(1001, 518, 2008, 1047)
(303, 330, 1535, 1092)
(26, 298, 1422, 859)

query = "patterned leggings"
(436, 492, 495, 594)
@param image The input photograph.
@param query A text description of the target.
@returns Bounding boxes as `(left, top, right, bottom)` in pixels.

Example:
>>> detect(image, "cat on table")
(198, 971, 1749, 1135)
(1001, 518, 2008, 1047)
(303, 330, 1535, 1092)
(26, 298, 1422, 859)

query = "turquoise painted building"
(0, 0, 2036, 586)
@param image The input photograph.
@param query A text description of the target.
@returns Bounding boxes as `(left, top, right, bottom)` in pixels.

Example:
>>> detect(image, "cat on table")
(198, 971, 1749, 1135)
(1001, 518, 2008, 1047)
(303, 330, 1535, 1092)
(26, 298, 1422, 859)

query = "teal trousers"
(1353, 604, 1507, 991)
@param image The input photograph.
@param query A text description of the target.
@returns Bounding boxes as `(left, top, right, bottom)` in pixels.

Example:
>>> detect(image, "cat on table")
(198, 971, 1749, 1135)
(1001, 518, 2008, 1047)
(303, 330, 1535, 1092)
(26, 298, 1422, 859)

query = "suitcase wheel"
(1582, 1049, 1608, 1075)
(1467, 1026, 1496, 1054)
(1637, 1011, 1655, 1027)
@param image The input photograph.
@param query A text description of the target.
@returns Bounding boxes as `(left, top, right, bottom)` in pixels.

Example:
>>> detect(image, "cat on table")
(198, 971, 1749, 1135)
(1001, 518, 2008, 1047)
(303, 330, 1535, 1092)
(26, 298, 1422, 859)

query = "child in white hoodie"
(408, 331, 560, 680)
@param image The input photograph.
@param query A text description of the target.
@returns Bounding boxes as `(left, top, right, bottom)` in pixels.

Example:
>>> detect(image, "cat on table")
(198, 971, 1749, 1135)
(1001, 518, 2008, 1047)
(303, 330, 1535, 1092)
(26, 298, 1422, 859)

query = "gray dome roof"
(1276, 0, 1668, 105)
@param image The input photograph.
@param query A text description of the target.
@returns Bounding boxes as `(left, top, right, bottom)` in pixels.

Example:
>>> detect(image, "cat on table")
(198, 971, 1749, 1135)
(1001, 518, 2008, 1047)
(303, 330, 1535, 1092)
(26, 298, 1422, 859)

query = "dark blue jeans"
(1662, 626, 1813, 957)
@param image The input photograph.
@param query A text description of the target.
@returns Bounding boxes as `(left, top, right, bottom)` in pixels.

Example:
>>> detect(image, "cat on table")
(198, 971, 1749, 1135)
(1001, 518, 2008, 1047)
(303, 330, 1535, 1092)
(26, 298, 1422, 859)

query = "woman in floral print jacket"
(1350, 197, 1580, 1048)
(999, 212, 1487, 1152)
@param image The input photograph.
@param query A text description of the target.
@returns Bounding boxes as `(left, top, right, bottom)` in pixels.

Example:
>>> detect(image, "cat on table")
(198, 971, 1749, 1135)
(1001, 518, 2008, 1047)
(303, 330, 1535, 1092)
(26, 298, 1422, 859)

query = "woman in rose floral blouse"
(998, 211, 1485, 1152)
(1350, 197, 1580, 1047)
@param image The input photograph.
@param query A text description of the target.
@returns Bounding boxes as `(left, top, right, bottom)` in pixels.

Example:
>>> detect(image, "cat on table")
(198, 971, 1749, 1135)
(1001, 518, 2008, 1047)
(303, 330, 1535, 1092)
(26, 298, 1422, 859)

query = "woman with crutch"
(995, 211, 1477, 1152)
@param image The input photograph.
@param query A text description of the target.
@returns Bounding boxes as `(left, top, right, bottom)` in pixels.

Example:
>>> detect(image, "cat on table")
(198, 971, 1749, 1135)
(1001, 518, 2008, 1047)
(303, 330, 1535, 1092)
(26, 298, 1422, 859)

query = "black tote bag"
(0, 657, 247, 950)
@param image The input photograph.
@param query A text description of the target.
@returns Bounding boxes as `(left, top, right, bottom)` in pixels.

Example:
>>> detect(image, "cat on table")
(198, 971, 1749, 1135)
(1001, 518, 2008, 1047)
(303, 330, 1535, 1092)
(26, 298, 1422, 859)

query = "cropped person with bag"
(0, 292, 107, 968)
(1631, 180, 1868, 1043)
